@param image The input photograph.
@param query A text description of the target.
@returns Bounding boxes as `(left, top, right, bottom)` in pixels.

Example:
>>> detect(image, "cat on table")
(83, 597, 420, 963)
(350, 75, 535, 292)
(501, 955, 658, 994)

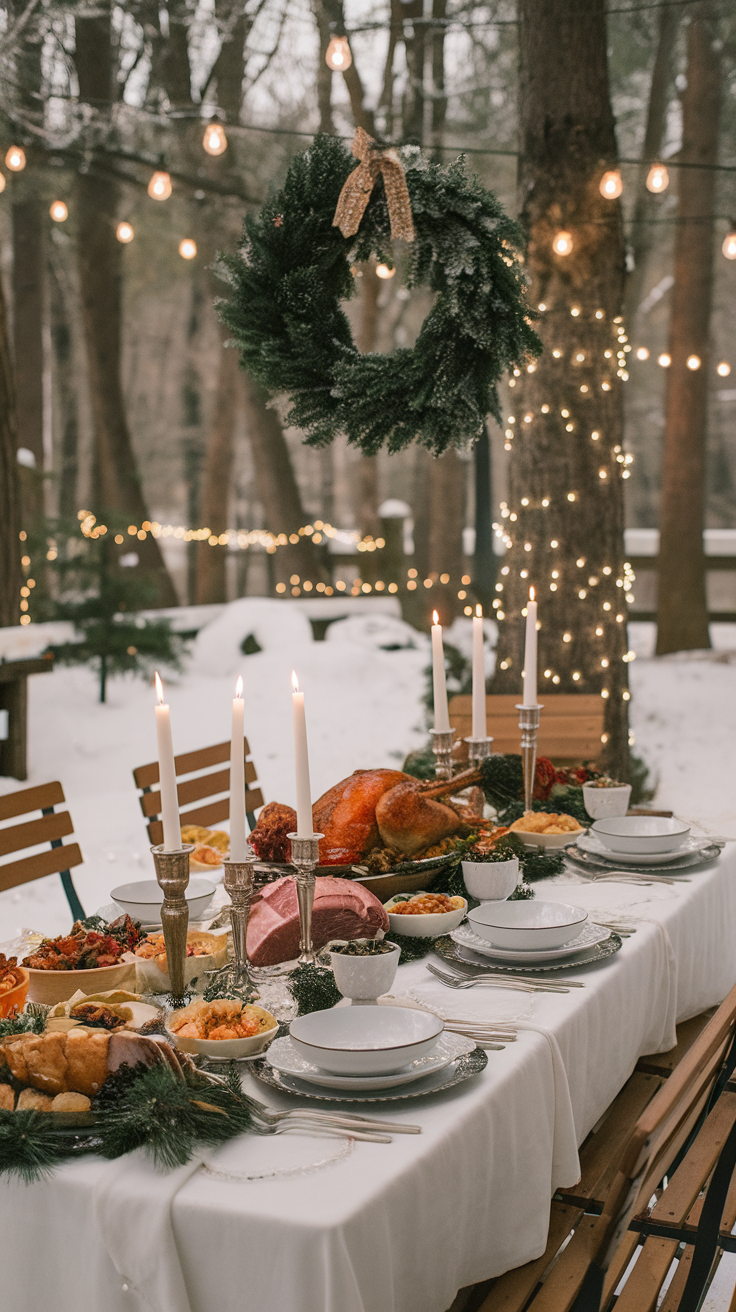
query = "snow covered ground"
(1, 601, 736, 942)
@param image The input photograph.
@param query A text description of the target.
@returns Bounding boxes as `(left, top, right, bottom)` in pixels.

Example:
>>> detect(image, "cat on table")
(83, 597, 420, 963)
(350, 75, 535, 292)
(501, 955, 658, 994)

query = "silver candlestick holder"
(516, 703, 543, 814)
(288, 832, 325, 967)
(464, 735, 494, 815)
(430, 727, 456, 781)
(207, 851, 259, 1000)
(150, 843, 195, 1002)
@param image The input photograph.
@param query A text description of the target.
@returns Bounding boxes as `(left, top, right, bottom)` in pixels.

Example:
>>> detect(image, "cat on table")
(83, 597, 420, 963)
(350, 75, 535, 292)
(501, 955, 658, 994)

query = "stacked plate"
(449, 900, 612, 968)
(570, 816, 720, 873)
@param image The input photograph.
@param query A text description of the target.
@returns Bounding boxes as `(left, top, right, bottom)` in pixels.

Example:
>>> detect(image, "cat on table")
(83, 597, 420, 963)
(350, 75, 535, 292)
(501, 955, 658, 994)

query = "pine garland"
(218, 134, 541, 456)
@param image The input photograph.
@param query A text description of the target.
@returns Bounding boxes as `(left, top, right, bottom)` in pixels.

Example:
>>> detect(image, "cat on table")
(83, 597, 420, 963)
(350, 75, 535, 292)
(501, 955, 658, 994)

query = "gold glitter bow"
(332, 127, 415, 243)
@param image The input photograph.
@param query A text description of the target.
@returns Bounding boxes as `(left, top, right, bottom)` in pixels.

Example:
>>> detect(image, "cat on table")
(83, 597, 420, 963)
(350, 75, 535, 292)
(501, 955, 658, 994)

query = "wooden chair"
(133, 740, 264, 846)
(0, 782, 85, 922)
(448, 694, 605, 765)
(475, 986, 736, 1312)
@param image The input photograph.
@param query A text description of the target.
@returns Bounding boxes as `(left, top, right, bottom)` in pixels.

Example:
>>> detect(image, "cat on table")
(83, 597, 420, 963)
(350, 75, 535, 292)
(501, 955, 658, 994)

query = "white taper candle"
(431, 611, 451, 732)
(291, 672, 313, 837)
(230, 675, 247, 861)
(472, 604, 487, 738)
(522, 588, 538, 707)
(154, 672, 182, 851)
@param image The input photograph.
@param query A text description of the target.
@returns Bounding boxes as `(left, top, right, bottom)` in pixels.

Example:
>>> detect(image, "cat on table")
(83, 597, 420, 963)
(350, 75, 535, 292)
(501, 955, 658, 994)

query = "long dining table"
(3, 846, 736, 1312)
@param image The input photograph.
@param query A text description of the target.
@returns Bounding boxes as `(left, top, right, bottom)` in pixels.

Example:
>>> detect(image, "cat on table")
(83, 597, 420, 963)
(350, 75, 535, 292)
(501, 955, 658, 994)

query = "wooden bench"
(0, 654, 55, 780)
(0, 781, 85, 922)
(133, 739, 265, 846)
(448, 694, 604, 765)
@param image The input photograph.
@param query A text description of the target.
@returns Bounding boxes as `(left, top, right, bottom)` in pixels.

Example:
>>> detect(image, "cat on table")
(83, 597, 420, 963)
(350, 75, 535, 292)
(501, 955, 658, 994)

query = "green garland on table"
(287, 963, 342, 1016)
(218, 134, 541, 456)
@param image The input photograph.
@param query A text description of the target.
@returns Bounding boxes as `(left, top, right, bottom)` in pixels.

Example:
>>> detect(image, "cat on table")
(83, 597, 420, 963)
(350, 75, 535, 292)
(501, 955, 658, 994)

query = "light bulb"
(599, 169, 623, 199)
(636, 347, 649, 361)
(686, 354, 701, 370)
(717, 362, 731, 377)
(658, 353, 671, 368)
(646, 163, 669, 193)
(375, 263, 395, 279)
(50, 200, 68, 222)
(0, 174, 5, 194)
(117, 222, 134, 243)
(179, 238, 197, 259)
(148, 170, 172, 201)
(6, 146, 26, 172)
(203, 122, 227, 156)
(722, 231, 736, 260)
(325, 36, 352, 70)
(552, 230, 573, 256)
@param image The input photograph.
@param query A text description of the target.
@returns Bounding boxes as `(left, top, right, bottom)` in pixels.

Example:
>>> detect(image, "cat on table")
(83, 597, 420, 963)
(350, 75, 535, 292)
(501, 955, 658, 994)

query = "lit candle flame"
(432, 610, 439, 626)
(529, 586, 535, 602)
(235, 675, 243, 699)
(155, 671, 164, 704)
(292, 671, 299, 693)
(476, 603, 482, 618)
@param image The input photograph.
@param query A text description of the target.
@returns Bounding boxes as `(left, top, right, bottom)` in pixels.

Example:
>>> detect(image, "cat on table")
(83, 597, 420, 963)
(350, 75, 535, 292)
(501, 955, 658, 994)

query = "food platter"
(434, 930, 623, 974)
(254, 850, 459, 902)
(565, 841, 722, 875)
(251, 1044, 488, 1102)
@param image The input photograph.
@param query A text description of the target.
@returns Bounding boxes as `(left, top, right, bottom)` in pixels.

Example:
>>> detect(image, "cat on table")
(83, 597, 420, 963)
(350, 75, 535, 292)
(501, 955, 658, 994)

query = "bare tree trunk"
(401, 0, 425, 142)
(430, 0, 447, 152)
(0, 275, 22, 627)
(160, 0, 193, 109)
(319, 0, 375, 133)
(353, 263, 381, 550)
(473, 425, 495, 609)
(656, 6, 720, 655)
(494, 0, 629, 778)
(12, 201, 44, 476)
(624, 5, 679, 324)
(48, 250, 80, 521)
(313, 0, 336, 134)
(195, 341, 238, 603)
(377, 0, 403, 136)
(428, 449, 465, 621)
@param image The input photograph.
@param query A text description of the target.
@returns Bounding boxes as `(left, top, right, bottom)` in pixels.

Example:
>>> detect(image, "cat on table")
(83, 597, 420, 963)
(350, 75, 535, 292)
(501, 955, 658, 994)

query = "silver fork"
(201, 1073, 421, 1135)
(426, 963, 569, 993)
(249, 1119, 393, 1143)
(439, 961, 585, 988)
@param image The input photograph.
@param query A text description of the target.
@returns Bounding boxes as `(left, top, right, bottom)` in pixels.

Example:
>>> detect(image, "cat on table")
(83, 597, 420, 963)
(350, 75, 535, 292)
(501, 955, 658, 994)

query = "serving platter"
(251, 1044, 488, 1102)
(565, 841, 722, 875)
(451, 920, 611, 964)
(254, 850, 458, 901)
(435, 931, 622, 975)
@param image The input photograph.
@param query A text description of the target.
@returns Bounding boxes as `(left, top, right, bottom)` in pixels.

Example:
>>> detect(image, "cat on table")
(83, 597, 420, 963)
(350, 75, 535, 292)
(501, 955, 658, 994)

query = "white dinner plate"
(451, 920, 612, 963)
(266, 1031, 473, 1090)
(576, 833, 712, 866)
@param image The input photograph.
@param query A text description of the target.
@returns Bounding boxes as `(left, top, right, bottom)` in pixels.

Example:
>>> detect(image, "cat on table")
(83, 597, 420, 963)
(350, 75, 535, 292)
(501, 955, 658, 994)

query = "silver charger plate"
(251, 1045, 488, 1102)
(565, 842, 722, 875)
(266, 1031, 473, 1090)
(435, 930, 622, 975)
(578, 833, 714, 866)
(451, 919, 611, 963)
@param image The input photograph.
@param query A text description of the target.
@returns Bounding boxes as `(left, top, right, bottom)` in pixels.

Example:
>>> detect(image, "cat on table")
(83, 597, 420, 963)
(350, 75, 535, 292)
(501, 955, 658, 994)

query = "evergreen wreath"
(219, 133, 542, 456)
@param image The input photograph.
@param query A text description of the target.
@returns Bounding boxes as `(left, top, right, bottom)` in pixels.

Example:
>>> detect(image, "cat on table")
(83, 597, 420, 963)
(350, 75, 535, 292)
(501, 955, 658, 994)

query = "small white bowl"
(583, 783, 632, 820)
(591, 816, 690, 855)
(384, 893, 467, 938)
(289, 1005, 443, 1075)
(329, 941, 401, 1003)
(508, 824, 583, 849)
(168, 1003, 278, 1059)
(461, 858, 519, 901)
(467, 901, 588, 951)
(111, 878, 215, 924)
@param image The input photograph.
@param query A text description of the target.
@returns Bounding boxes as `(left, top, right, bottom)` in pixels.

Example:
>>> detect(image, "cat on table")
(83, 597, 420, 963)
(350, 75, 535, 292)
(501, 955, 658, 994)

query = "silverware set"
(426, 962, 574, 995)
(199, 1073, 420, 1143)
(571, 870, 688, 887)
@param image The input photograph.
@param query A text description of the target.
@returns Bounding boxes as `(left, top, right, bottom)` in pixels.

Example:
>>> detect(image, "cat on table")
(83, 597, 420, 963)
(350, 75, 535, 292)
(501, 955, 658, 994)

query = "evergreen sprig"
(219, 134, 541, 456)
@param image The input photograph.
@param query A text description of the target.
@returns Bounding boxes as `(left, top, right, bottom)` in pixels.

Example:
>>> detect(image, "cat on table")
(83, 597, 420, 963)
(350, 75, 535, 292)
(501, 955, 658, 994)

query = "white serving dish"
(289, 1005, 443, 1076)
(461, 858, 519, 901)
(111, 878, 216, 924)
(168, 1003, 279, 1059)
(384, 893, 467, 938)
(508, 825, 583, 849)
(583, 783, 632, 820)
(452, 920, 610, 964)
(591, 816, 690, 855)
(267, 1031, 472, 1090)
(467, 900, 588, 951)
(329, 941, 401, 1003)
(577, 833, 709, 866)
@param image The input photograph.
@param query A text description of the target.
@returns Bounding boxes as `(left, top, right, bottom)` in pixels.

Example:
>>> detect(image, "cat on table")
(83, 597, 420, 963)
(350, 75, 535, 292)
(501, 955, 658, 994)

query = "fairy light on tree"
(375, 263, 395, 279)
(116, 222, 134, 243)
(5, 146, 25, 171)
(646, 163, 669, 193)
(722, 228, 736, 260)
(552, 230, 573, 256)
(599, 169, 623, 199)
(202, 122, 227, 156)
(179, 239, 197, 260)
(717, 362, 731, 377)
(325, 36, 352, 70)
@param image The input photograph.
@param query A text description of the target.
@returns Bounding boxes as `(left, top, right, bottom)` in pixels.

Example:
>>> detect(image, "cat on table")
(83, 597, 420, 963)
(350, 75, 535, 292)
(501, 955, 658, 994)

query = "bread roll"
(50, 1091, 91, 1113)
(0, 1083, 15, 1111)
(16, 1088, 53, 1111)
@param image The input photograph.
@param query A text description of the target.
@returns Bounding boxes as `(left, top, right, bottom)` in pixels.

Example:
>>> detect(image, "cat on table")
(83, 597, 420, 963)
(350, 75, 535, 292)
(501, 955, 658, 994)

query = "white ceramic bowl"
(508, 824, 583, 849)
(289, 1005, 443, 1075)
(591, 816, 690, 854)
(383, 893, 467, 938)
(111, 878, 216, 924)
(467, 901, 588, 951)
(583, 783, 632, 820)
(461, 858, 519, 901)
(168, 1003, 279, 1059)
(329, 942, 401, 1003)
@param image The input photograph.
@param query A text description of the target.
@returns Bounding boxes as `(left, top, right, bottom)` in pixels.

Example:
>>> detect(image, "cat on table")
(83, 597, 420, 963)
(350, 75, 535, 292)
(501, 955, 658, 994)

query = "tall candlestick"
(472, 604, 487, 738)
(154, 672, 181, 851)
(522, 588, 538, 707)
(431, 610, 450, 732)
(291, 672, 313, 837)
(230, 675, 247, 861)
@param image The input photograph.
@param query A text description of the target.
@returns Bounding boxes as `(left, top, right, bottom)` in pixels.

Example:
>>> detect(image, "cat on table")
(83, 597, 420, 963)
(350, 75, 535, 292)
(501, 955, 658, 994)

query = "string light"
(50, 200, 68, 222)
(376, 263, 395, 279)
(658, 353, 671, 368)
(179, 239, 197, 259)
(646, 163, 669, 193)
(636, 347, 649, 361)
(723, 230, 736, 261)
(117, 222, 134, 243)
(325, 35, 352, 69)
(0, 174, 5, 194)
(686, 354, 701, 370)
(552, 231, 573, 256)
(203, 122, 227, 156)
(5, 146, 25, 171)
(717, 362, 731, 377)
(599, 169, 623, 199)
(148, 170, 172, 201)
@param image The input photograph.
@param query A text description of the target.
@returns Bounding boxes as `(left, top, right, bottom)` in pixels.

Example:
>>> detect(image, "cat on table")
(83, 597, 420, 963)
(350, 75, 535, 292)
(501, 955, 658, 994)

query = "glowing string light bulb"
(0, 174, 6, 194)
(658, 353, 671, 368)
(325, 36, 352, 70)
(686, 354, 701, 371)
(117, 222, 134, 243)
(50, 201, 68, 222)
(148, 170, 172, 201)
(203, 122, 227, 156)
(646, 163, 669, 193)
(5, 146, 26, 172)
(722, 229, 736, 261)
(599, 169, 623, 199)
(552, 230, 573, 256)
(179, 238, 197, 260)
(376, 263, 395, 279)
(636, 347, 649, 361)
(717, 362, 731, 378)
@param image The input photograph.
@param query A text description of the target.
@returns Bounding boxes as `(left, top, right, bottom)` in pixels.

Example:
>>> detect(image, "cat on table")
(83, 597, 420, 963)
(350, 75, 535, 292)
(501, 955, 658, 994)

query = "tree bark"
(313, 0, 336, 134)
(473, 425, 495, 608)
(656, 6, 720, 655)
(401, 0, 425, 142)
(0, 274, 23, 627)
(195, 340, 238, 604)
(428, 449, 466, 621)
(318, 0, 375, 133)
(48, 249, 80, 522)
(12, 201, 44, 476)
(494, 0, 629, 778)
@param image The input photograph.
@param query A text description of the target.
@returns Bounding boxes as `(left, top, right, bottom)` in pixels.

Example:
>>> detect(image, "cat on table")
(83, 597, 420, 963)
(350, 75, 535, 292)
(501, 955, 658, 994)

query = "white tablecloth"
(3, 847, 736, 1312)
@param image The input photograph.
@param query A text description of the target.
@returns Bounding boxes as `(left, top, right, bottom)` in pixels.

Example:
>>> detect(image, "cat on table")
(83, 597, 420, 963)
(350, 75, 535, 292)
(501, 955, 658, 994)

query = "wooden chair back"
(449, 693, 605, 764)
(0, 782, 85, 922)
(133, 740, 264, 846)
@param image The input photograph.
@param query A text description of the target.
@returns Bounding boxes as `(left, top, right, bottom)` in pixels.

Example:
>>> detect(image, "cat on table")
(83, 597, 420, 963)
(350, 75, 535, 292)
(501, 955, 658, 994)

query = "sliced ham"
(246, 876, 389, 966)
